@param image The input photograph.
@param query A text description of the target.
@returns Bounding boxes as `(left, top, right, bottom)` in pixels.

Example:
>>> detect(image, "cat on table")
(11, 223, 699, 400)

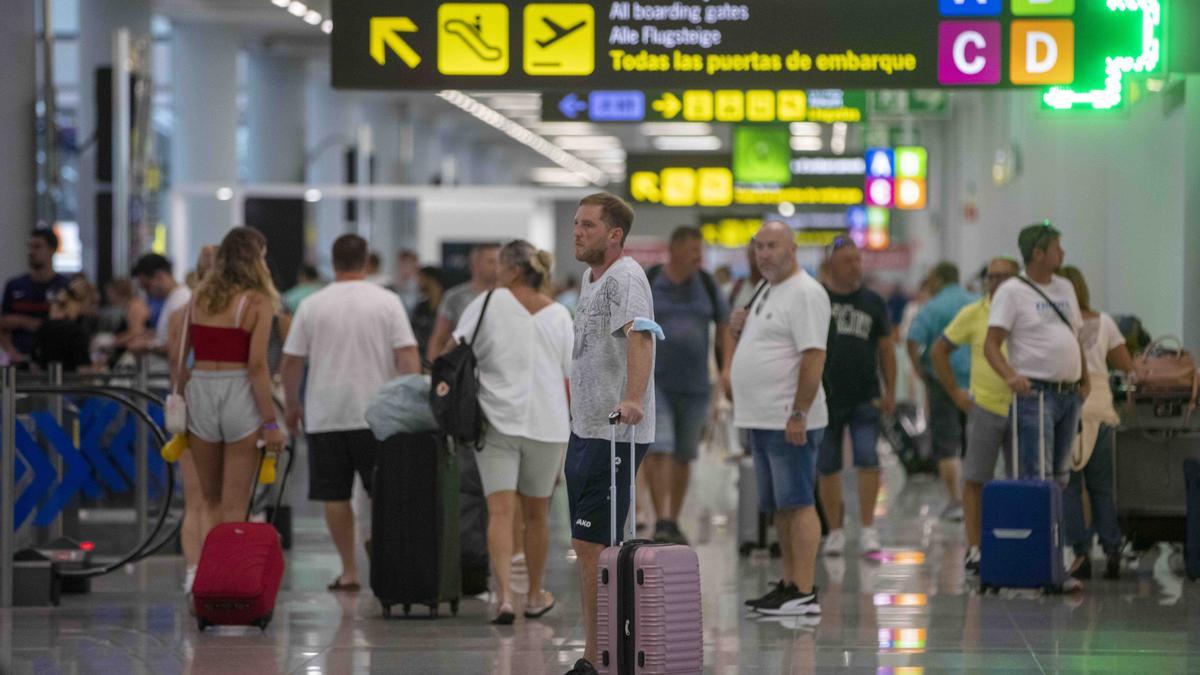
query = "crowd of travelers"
(2, 198, 1141, 675)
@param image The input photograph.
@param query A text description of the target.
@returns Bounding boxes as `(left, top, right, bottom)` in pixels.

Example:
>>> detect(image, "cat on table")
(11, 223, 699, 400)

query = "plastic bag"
(365, 374, 439, 440)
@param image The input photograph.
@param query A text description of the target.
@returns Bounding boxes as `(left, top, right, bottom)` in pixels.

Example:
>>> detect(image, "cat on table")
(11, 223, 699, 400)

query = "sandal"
(491, 602, 515, 625)
(524, 591, 556, 618)
(327, 577, 361, 592)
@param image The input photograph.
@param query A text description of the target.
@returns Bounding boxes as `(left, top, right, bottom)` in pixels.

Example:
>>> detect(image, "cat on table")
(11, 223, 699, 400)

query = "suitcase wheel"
(402, 604, 411, 616)
(196, 618, 209, 631)
(978, 585, 995, 595)
(450, 600, 459, 617)
(381, 604, 392, 619)
(428, 604, 439, 619)
(256, 614, 273, 631)
(1043, 585, 1063, 595)
(769, 542, 782, 559)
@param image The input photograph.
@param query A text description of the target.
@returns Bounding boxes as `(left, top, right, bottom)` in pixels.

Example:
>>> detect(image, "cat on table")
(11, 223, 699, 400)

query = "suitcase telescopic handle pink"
(609, 411, 636, 547)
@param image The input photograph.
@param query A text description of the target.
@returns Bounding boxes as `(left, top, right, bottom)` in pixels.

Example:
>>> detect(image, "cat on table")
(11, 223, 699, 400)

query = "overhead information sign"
(333, 0, 1161, 95)
(542, 89, 867, 123)
(626, 153, 864, 208)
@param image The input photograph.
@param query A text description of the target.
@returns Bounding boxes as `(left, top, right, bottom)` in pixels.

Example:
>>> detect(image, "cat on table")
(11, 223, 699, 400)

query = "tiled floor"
(4, 444, 1200, 674)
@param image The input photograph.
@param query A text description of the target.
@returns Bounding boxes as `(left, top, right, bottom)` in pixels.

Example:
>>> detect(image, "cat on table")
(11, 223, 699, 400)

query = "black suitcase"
(457, 442, 491, 596)
(371, 432, 461, 618)
(1185, 458, 1200, 580)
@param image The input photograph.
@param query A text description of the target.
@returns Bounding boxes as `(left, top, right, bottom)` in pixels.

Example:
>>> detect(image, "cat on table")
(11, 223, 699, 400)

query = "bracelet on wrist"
(262, 421, 279, 431)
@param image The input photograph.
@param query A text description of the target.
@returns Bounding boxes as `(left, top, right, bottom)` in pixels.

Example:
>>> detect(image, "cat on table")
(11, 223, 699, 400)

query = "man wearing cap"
(984, 223, 1089, 588)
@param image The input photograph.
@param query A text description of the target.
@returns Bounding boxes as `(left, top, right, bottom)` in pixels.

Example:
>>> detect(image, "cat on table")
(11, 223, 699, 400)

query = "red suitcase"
(597, 414, 703, 674)
(193, 448, 291, 631)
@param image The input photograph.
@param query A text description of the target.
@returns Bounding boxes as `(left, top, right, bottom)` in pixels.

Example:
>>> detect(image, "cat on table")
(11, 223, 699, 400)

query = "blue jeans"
(1064, 424, 1122, 555)
(749, 428, 825, 515)
(1014, 388, 1082, 485)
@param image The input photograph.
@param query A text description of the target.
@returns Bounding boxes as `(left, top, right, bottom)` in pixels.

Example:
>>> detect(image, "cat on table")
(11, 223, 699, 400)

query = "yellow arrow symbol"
(652, 92, 682, 120)
(371, 17, 421, 68)
(630, 172, 662, 203)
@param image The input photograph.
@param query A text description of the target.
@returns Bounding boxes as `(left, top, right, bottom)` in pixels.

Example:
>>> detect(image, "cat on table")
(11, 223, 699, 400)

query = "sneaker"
(665, 521, 690, 546)
(564, 658, 599, 675)
(1104, 551, 1121, 580)
(1068, 555, 1092, 581)
(964, 547, 981, 574)
(823, 529, 845, 556)
(1062, 577, 1083, 593)
(941, 502, 965, 522)
(756, 584, 821, 616)
(756, 614, 821, 630)
(859, 527, 882, 554)
(652, 520, 673, 544)
(744, 579, 788, 609)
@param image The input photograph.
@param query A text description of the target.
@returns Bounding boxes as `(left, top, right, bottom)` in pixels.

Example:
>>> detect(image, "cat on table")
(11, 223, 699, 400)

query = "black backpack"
(429, 290, 493, 449)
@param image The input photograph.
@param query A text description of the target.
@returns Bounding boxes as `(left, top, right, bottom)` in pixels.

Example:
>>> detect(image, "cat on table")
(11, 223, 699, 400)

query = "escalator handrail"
(11, 384, 177, 578)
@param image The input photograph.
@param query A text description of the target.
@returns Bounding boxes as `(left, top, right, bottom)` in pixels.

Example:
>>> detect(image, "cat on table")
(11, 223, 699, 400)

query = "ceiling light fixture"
(287, 2, 307, 18)
(438, 90, 608, 186)
(653, 136, 722, 151)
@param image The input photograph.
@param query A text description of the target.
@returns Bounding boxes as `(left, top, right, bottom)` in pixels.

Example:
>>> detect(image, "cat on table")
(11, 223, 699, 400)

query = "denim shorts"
(817, 401, 881, 475)
(649, 387, 711, 463)
(748, 427, 825, 515)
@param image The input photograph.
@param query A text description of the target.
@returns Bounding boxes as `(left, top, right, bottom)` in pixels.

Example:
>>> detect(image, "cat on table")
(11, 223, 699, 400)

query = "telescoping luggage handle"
(1010, 391, 1047, 481)
(245, 444, 294, 524)
(609, 411, 637, 548)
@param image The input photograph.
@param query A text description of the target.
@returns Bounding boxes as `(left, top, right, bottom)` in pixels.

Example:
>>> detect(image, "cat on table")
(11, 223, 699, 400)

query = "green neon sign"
(1042, 0, 1162, 111)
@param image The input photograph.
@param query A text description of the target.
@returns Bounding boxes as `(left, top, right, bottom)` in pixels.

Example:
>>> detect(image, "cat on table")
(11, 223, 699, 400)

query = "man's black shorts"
(306, 429, 378, 501)
(565, 433, 649, 545)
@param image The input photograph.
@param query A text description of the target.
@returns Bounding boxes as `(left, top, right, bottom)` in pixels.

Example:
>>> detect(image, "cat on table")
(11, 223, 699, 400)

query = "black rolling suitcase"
(371, 432, 461, 618)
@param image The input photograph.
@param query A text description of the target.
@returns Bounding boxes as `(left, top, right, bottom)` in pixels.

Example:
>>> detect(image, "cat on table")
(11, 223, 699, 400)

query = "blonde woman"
(447, 240, 573, 624)
(173, 227, 285, 541)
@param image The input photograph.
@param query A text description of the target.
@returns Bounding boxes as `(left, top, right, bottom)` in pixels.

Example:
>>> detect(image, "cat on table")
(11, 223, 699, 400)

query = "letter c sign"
(938, 22, 1001, 85)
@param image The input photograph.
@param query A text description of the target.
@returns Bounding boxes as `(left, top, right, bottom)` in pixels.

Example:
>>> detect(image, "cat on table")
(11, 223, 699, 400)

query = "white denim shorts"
(185, 369, 262, 443)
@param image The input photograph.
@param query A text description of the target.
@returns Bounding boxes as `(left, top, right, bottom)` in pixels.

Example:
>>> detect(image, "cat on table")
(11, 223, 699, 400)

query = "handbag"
(165, 302, 191, 435)
(1131, 336, 1199, 422)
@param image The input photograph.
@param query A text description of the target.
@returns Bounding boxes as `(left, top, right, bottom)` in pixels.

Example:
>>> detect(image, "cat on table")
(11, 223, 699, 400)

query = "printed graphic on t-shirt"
(573, 276, 620, 359)
(832, 303, 874, 341)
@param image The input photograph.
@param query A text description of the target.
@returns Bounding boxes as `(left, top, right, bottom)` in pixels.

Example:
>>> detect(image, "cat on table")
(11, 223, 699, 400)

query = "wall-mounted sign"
(542, 88, 867, 123)
(864, 146, 927, 211)
(847, 205, 891, 251)
(699, 215, 848, 249)
(333, 0, 1161, 102)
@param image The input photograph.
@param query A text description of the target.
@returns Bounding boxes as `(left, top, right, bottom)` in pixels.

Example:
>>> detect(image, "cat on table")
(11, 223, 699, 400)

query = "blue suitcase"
(1185, 458, 1200, 581)
(980, 392, 1066, 593)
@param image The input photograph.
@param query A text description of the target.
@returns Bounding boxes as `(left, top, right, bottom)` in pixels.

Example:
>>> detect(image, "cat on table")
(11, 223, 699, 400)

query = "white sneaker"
(859, 527, 881, 554)
(824, 529, 845, 556)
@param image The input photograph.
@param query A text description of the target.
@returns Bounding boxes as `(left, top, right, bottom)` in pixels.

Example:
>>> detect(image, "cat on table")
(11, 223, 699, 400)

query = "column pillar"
(0, 0, 36, 277)
(170, 21, 239, 265)
(246, 52, 307, 183)
(76, 0, 151, 278)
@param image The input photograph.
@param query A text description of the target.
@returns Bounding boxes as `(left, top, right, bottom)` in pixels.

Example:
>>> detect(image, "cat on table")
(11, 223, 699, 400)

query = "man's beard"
(576, 243, 605, 265)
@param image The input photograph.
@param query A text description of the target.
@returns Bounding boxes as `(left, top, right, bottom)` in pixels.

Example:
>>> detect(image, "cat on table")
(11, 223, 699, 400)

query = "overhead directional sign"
(334, 0, 1164, 102)
(627, 153, 864, 208)
(541, 88, 867, 123)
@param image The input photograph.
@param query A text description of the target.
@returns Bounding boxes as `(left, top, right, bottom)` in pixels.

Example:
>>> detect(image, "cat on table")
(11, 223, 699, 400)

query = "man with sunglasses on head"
(932, 257, 1021, 573)
(732, 221, 830, 618)
(816, 238, 895, 557)
(985, 222, 1088, 591)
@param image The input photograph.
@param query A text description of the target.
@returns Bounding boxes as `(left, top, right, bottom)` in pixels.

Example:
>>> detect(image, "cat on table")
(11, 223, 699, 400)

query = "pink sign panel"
(938, 22, 1002, 85)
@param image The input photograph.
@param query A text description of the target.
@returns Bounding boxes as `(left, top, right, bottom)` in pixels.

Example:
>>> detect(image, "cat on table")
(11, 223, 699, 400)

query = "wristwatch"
(789, 409, 807, 422)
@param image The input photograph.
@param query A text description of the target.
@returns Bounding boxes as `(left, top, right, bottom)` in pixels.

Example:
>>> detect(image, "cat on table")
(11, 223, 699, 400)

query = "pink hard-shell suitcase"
(597, 413, 703, 674)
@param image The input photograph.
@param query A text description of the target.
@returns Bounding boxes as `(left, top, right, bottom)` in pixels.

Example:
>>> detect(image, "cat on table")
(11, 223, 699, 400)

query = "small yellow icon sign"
(630, 172, 662, 203)
(652, 92, 682, 119)
(370, 17, 421, 68)
(524, 4, 594, 75)
(438, 3, 509, 75)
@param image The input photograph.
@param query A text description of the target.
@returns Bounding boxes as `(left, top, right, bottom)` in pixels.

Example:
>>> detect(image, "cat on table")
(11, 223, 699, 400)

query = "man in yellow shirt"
(931, 257, 1020, 573)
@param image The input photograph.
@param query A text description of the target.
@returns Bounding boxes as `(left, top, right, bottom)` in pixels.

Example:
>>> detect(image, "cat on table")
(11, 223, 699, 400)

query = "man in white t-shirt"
(281, 234, 419, 592)
(731, 221, 830, 618)
(984, 222, 1089, 591)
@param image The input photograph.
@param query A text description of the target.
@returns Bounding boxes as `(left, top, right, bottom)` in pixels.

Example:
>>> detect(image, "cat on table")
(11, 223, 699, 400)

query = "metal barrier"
(1, 363, 176, 607)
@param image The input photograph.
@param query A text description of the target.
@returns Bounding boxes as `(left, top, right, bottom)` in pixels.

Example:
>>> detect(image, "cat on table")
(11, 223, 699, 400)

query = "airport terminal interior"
(3, 0, 1200, 673)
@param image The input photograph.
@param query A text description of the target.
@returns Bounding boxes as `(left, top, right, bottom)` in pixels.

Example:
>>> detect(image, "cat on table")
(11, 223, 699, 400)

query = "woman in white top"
(450, 240, 573, 625)
(1057, 266, 1135, 581)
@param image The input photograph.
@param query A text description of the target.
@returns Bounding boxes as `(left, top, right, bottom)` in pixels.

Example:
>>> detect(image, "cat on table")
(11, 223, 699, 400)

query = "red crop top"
(190, 295, 252, 363)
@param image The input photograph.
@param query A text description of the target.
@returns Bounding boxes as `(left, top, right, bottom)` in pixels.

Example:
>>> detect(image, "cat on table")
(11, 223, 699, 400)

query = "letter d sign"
(938, 22, 1000, 85)
(1010, 20, 1074, 84)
